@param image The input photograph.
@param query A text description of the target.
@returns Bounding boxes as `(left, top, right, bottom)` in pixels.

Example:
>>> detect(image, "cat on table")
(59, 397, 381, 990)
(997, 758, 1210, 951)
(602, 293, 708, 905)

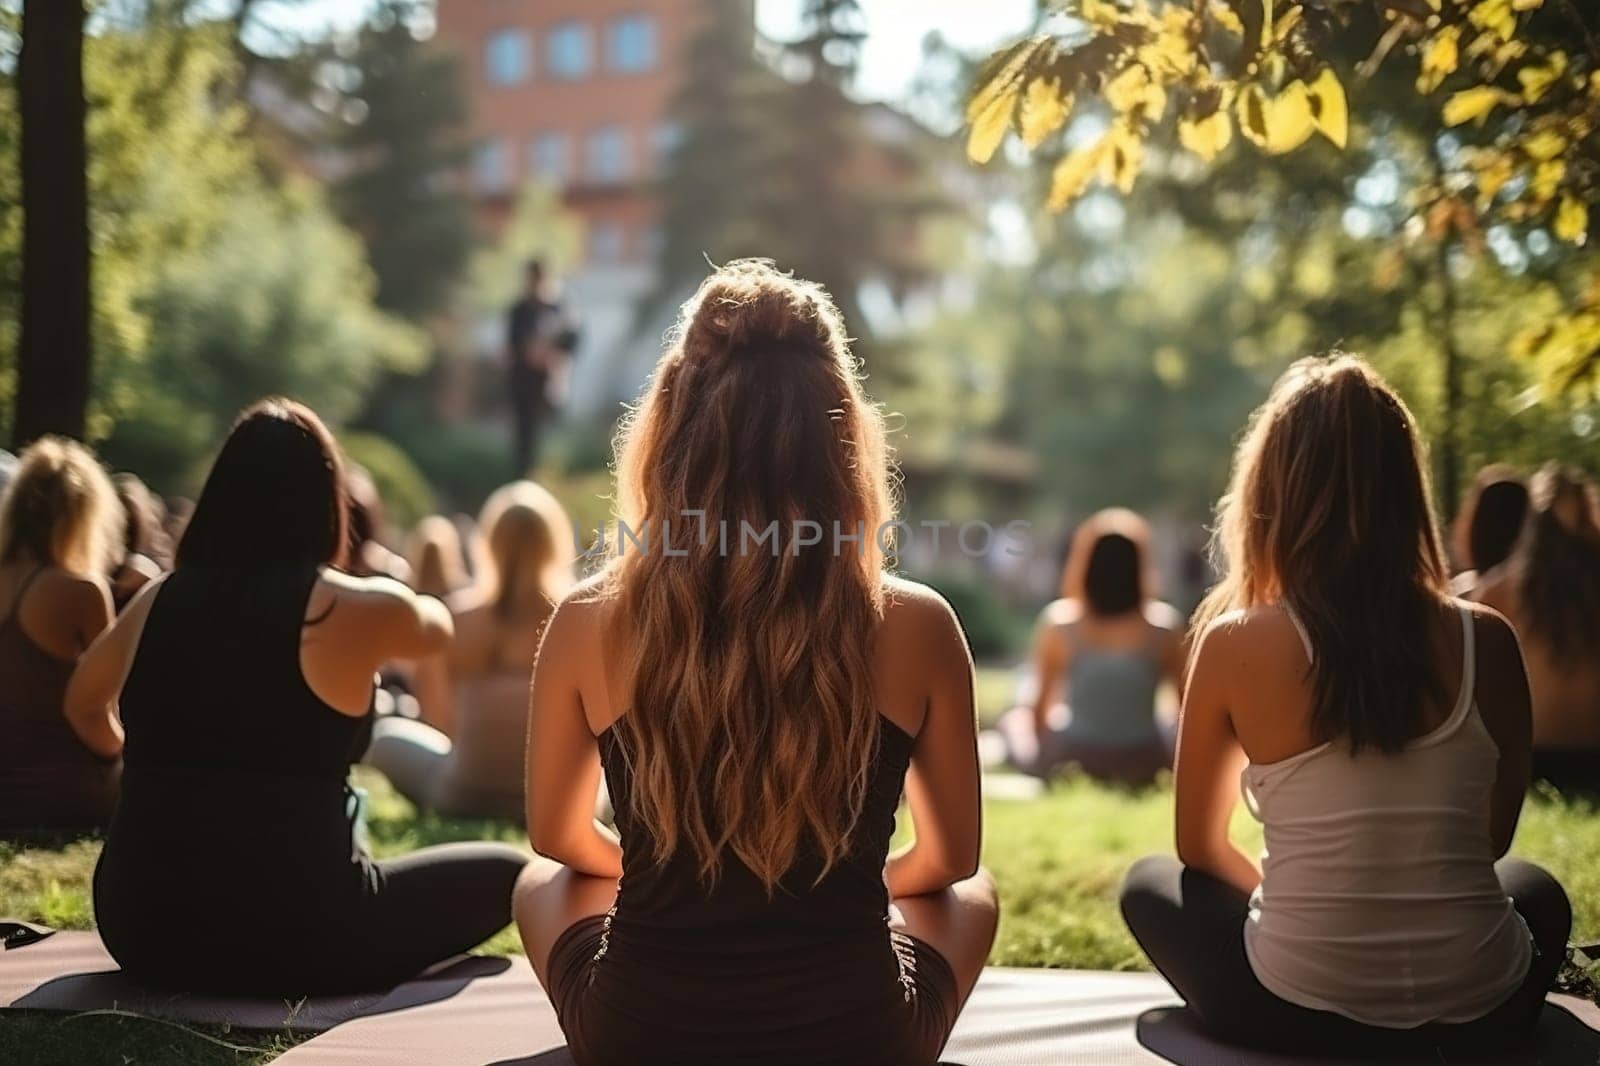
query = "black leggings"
(1120, 855, 1571, 1055)
(96, 841, 528, 996)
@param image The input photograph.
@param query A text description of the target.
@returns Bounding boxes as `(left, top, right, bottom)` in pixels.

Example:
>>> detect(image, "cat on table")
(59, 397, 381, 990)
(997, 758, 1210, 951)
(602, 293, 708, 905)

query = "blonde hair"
(0, 437, 124, 578)
(407, 515, 470, 599)
(601, 259, 894, 890)
(480, 481, 574, 617)
(1194, 354, 1449, 752)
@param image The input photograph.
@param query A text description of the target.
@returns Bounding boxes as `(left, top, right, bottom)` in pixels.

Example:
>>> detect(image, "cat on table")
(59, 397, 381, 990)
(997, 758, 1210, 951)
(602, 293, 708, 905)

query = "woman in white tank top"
(1121, 355, 1571, 1056)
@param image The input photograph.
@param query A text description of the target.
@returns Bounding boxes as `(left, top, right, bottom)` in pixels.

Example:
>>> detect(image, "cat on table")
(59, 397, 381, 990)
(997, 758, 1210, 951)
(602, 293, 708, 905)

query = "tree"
(14, 0, 90, 445)
(968, 0, 1600, 397)
(325, 0, 475, 322)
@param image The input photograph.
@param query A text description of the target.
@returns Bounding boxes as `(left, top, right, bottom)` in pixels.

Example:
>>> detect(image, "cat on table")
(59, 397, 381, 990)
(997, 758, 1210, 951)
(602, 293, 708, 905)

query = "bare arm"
(1028, 606, 1067, 736)
(525, 598, 622, 878)
(1472, 608, 1532, 857)
(886, 595, 982, 898)
(64, 577, 159, 759)
(1174, 620, 1259, 894)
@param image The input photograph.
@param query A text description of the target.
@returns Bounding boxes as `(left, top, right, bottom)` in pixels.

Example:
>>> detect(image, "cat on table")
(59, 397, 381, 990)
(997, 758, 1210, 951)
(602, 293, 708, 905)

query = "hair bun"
(684, 259, 837, 357)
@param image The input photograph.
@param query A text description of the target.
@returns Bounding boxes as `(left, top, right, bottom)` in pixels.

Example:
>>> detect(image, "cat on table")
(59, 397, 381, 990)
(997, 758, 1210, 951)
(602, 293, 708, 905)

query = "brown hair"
(1061, 508, 1153, 617)
(1512, 464, 1600, 664)
(600, 259, 894, 890)
(0, 437, 123, 577)
(1194, 354, 1450, 753)
(1452, 464, 1528, 574)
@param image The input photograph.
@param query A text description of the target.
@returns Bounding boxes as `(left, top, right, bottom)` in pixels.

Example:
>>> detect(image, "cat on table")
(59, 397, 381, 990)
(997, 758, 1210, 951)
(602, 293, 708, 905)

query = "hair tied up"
(682, 259, 836, 360)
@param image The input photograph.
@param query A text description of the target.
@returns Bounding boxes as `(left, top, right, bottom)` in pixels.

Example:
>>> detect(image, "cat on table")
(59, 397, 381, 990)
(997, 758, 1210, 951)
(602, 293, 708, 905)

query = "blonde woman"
(0, 437, 123, 835)
(367, 481, 574, 820)
(512, 261, 997, 1063)
(1122, 356, 1568, 1054)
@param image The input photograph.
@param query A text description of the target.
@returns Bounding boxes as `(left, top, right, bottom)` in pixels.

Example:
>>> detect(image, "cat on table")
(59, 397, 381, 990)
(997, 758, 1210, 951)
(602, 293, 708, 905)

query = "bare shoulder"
(1192, 605, 1299, 665)
(880, 575, 971, 662)
(314, 568, 414, 615)
(1037, 597, 1083, 627)
(36, 566, 110, 611)
(1455, 597, 1521, 664)
(540, 573, 611, 652)
(1143, 599, 1185, 631)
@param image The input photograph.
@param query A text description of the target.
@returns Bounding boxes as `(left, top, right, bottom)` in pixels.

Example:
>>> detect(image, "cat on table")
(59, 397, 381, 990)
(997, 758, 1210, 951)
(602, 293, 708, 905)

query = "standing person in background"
(1473, 465, 1600, 795)
(998, 509, 1184, 786)
(1450, 465, 1529, 597)
(507, 259, 578, 477)
(0, 438, 124, 837)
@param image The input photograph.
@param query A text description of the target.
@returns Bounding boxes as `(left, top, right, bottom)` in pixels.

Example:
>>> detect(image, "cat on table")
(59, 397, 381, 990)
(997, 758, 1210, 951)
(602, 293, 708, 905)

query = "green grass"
(4, 764, 1599, 1063)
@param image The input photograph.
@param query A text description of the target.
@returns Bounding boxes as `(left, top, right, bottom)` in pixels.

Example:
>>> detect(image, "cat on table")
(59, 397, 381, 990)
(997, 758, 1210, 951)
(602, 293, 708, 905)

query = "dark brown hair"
(1513, 464, 1600, 664)
(1195, 354, 1450, 753)
(178, 399, 349, 571)
(1453, 464, 1528, 574)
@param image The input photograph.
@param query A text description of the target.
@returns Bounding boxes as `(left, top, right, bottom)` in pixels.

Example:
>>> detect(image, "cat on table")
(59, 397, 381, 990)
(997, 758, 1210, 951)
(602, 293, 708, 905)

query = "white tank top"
(1241, 603, 1533, 1028)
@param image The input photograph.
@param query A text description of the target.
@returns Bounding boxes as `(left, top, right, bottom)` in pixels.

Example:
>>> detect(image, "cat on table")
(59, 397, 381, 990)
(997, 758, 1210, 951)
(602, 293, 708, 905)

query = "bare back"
(1476, 570, 1600, 749)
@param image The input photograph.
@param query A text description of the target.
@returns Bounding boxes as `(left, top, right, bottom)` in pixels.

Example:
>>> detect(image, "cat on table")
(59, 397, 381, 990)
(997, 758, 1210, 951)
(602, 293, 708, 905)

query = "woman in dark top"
(513, 261, 999, 1065)
(69, 399, 527, 995)
(0, 437, 123, 836)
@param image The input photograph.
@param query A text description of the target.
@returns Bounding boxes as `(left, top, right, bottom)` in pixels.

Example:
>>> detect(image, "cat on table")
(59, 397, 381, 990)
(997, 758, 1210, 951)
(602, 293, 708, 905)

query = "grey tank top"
(1059, 623, 1164, 747)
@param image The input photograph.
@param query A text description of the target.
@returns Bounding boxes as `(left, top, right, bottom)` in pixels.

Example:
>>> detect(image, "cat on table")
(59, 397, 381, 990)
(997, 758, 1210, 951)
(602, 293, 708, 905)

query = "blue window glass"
(547, 21, 593, 80)
(585, 126, 630, 183)
(484, 29, 530, 86)
(607, 15, 657, 74)
(473, 138, 511, 193)
(529, 132, 570, 183)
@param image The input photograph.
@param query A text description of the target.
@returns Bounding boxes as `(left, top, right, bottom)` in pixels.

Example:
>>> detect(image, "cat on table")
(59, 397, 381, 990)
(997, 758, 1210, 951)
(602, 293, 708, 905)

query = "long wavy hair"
(600, 259, 894, 890)
(479, 481, 574, 619)
(1193, 354, 1450, 753)
(0, 437, 124, 578)
(1512, 464, 1600, 665)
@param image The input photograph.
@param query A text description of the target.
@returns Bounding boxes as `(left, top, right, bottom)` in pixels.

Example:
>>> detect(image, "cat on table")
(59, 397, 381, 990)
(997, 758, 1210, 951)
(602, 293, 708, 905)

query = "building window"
(473, 138, 511, 193)
(547, 21, 593, 80)
(588, 221, 626, 264)
(607, 15, 657, 74)
(651, 121, 682, 170)
(529, 132, 570, 183)
(484, 29, 530, 86)
(585, 126, 630, 184)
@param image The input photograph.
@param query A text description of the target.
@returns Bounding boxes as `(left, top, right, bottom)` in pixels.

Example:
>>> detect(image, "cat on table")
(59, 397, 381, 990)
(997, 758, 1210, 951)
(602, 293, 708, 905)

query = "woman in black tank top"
(512, 262, 998, 1065)
(72, 400, 527, 995)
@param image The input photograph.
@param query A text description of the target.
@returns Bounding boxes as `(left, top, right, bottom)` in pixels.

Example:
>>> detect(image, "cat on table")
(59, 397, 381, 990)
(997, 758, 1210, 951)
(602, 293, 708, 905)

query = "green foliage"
(327, 0, 475, 321)
(341, 431, 436, 530)
(100, 177, 426, 490)
(928, 572, 1032, 658)
(466, 182, 582, 322)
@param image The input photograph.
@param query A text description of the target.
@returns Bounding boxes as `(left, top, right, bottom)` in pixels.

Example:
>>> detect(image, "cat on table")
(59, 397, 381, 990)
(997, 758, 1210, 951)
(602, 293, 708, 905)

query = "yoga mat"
(0, 929, 508, 1034)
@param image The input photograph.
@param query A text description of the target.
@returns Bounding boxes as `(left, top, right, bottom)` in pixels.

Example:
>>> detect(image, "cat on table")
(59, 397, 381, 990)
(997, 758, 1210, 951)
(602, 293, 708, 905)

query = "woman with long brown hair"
(512, 261, 997, 1063)
(0, 438, 124, 836)
(367, 480, 575, 819)
(1474, 465, 1600, 793)
(1121, 355, 1569, 1054)
(998, 508, 1183, 785)
(70, 399, 526, 994)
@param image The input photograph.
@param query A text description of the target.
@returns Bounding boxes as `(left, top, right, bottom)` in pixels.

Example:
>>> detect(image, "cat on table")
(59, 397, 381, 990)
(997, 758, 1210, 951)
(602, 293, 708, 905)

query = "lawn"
(5, 663, 1600, 1064)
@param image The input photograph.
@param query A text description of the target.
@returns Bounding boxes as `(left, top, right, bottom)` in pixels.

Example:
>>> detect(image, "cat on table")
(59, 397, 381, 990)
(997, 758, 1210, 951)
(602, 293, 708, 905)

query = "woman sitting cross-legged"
(367, 481, 575, 821)
(69, 399, 528, 995)
(512, 260, 999, 1066)
(0, 437, 123, 837)
(997, 508, 1183, 785)
(1121, 354, 1571, 1055)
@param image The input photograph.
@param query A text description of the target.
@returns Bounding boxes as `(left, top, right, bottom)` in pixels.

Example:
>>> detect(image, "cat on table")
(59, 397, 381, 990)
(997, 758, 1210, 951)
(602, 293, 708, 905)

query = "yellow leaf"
(965, 85, 1016, 164)
(1468, 0, 1516, 41)
(1019, 79, 1071, 148)
(1511, 0, 1543, 9)
(1473, 151, 1515, 210)
(1417, 27, 1460, 93)
(1047, 135, 1107, 210)
(1141, 15, 1198, 78)
(1098, 124, 1145, 193)
(1208, 1, 1244, 34)
(1442, 86, 1504, 126)
(1531, 159, 1566, 201)
(1306, 67, 1348, 148)
(1236, 84, 1270, 148)
(1517, 50, 1566, 102)
(1179, 109, 1233, 161)
(1079, 0, 1121, 30)
(1263, 80, 1316, 154)
(1555, 195, 1588, 245)
(1523, 128, 1567, 162)
(1104, 64, 1168, 120)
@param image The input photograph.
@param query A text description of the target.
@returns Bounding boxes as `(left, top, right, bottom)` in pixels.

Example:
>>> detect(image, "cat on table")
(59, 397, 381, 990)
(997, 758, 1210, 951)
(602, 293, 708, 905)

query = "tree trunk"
(14, 0, 90, 447)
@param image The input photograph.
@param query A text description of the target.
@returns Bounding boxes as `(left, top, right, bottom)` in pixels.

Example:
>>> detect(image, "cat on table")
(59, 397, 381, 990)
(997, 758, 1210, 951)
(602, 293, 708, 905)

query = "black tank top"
(581, 715, 917, 1053)
(95, 565, 377, 968)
